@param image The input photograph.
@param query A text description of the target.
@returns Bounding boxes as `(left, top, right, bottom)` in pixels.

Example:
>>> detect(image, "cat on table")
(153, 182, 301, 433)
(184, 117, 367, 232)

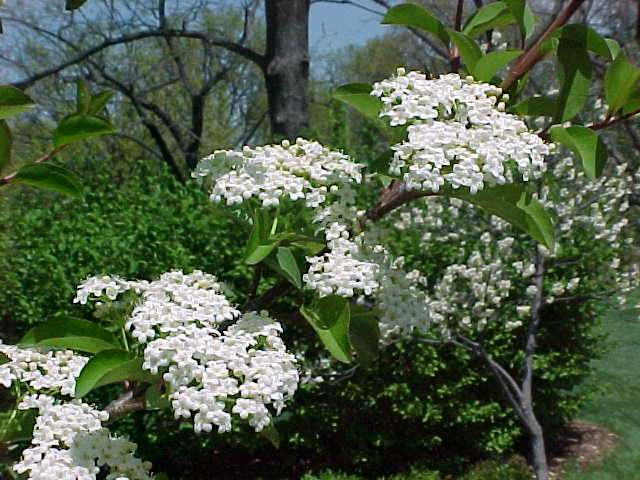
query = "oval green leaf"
(75, 349, 155, 398)
(0, 86, 35, 119)
(549, 125, 608, 180)
(54, 114, 116, 147)
(382, 3, 449, 45)
(13, 163, 82, 197)
(474, 50, 522, 83)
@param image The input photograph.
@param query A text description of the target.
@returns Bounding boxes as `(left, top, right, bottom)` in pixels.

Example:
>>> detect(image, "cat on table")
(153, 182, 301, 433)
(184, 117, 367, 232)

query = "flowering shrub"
(2, 2, 640, 480)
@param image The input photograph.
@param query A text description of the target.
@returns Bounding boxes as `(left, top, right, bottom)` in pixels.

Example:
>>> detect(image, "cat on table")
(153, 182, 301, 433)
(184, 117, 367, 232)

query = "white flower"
(194, 138, 363, 208)
(372, 70, 551, 194)
(14, 395, 151, 480)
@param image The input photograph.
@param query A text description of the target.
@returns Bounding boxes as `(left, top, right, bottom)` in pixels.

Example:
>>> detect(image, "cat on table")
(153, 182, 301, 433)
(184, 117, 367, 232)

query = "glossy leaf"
(512, 95, 556, 116)
(554, 39, 591, 122)
(76, 79, 90, 114)
(333, 83, 382, 122)
(88, 90, 114, 115)
(276, 247, 302, 289)
(0, 86, 35, 119)
(463, 2, 515, 38)
(13, 163, 82, 197)
(75, 349, 155, 398)
(349, 305, 380, 367)
(549, 125, 608, 180)
(604, 53, 640, 115)
(301, 296, 352, 363)
(246, 242, 277, 265)
(447, 30, 483, 74)
(474, 50, 522, 82)
(504, 0, 536, 39)
(53, 114, 116, 147)
(0, 119, 11, 172)
(559, 24, 615, 60)
(0, 409, 37, 443)
(382, 3, 449, 45)
(20, 316, 119, 353)
(449, 184, 555, 249)
(66, 0, 89, 10)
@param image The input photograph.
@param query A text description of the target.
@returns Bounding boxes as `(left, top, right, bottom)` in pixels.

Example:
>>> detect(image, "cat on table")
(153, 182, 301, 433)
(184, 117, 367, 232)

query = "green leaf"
(474, 50, 522, 82)
(65, 0, 89, 10)
(301, 296, 352, 363)
(512, 95, 556, 116)
(144, 383, 170, 411)
(0, 409, 37, 443)
(447, 30, 483, 75)
(549, 125, 608, 179)
(463, 2, 515, 38)
(382, 3, 449, 45)
(13, 163, 82, 197)
(554, 38, 592, 122)
(276, 247, 302, 289)
(53, 114, 116, 147)
(349, 305, 380, 367)
(0, 351, 10, 365)
(88, 91, 114, 115)
(504, 0, 536, 39)
(20, 315, 119, 353)
(0, 86, 35, 119)
(75, 349, 155, 398)
(0, 119, 11, 172)
(259, 421, 280, 449)
(448, 184, 554, 249)
(604, 53, 640, 115)
(559, 24, 615, 60)
(605, 38, 621, 60)
(333, 83, 382, 122)
(76, 79, 90, 114)
(246, 242, 277, 265)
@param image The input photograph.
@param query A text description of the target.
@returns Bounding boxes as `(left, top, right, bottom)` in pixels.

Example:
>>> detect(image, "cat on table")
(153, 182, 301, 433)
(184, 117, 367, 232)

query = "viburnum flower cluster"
(304, 223, 379, 298)
(371, 69, 552, 194)
(194, 138, 363, 207)
(0, 343, 87, 395)
(75, 270, 299, 434)
(0, 344, 150, 480)
(14, 395, 152, 480)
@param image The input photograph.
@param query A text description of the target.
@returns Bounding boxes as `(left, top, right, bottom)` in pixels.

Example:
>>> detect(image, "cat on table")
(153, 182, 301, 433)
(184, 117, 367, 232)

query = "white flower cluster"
(0, 343, 87, 396)
(14, 395, 151, 480)
(304, 223, 379, 297)
(194, 138, 363, 208)
(371, 69, 551, 194)
(76, 271, 299, 434)
(374, 263, 432, 341)
(430, 233, 521, 332)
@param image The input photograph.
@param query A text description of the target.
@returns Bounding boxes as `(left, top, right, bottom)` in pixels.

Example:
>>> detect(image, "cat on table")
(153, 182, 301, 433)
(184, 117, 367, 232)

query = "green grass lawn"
(563, 296, 640, 479)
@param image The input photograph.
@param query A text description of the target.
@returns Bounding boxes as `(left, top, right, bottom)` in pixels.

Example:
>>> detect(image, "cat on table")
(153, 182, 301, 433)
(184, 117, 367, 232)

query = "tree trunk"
(264, 0, 310, 140)
(526, 413, 550, 480)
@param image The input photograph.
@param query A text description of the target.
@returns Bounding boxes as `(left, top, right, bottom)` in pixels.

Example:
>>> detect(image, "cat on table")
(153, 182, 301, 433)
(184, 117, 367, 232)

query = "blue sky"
(309, 1, 388, 53)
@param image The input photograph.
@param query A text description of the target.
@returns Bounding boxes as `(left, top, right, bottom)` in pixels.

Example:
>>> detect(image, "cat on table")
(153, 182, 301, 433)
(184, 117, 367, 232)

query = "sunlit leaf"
(549, 125, 608, 179)
(0, 86, 35, 119)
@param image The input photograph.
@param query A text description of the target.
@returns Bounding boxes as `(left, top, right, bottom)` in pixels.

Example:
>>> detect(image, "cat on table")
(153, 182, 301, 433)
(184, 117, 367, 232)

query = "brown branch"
(105, 388, 146, 424)
(361, 180, 432, 226)
(587, 107, 640, 130)
(500, 0, 587, 91)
